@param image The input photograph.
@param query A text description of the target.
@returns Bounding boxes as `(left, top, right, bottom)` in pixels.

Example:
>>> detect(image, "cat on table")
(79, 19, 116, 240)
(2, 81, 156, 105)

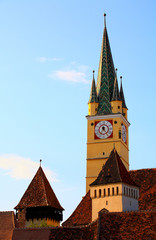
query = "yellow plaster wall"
(88, 102, 98, 116)
(86, 115, 129, 192)
(111, 100, 122, 114)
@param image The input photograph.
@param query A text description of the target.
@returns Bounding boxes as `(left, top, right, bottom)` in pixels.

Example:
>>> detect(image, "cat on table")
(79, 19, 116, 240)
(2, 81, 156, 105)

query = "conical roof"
(120, 77, 127, 109)
(90, 148, 138, 187)
(111, 74, 121, 101)
(88, 71, 98, 103)
(96, 15, 115, 115)
(15, 167, 64, 211)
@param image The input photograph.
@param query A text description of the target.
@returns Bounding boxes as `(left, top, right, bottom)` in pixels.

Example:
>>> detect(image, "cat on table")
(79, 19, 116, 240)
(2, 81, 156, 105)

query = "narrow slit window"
(94, 190, 97, 198)
(104, 189, 106, 197)
(99, 189, 101, 198)
(108, 188, 110, 196)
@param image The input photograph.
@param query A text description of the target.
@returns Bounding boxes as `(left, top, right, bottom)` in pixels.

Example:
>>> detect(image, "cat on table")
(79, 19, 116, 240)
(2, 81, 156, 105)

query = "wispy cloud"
(0, 155, 58, 182)
(36, 57, 63, 63)
(49, 70, 89, 84)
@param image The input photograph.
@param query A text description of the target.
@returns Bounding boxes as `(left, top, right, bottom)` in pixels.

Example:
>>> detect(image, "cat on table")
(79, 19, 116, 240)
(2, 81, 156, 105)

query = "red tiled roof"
(15, 167, 64, 211)
(63, 168, 156, 227)
(0, 211, 15, 240)
(129, 168, 156, 210)
(50, 221, 98, 240)
(98, 210, 156, 239)
(62, 191, 92, 227)
(90, 148, 138, 187)
(12, 228, 51, 240)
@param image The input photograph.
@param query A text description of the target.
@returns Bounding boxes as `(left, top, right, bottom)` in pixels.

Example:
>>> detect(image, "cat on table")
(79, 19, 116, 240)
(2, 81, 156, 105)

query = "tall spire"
(88, 70, 98, 103)
(111, 69, 121, 101)
(120, 76, 127, 109)
(96, 13, 116, 115)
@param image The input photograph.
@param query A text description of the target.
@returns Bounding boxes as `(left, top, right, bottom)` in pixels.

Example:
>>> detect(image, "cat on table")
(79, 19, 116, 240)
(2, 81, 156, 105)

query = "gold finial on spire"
(104, 13, 106, 27)
(40, 159, 42, 167)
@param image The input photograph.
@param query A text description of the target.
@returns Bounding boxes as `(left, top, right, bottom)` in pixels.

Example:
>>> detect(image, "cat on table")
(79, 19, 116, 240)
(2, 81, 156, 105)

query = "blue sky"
(0, 0, 155, 221)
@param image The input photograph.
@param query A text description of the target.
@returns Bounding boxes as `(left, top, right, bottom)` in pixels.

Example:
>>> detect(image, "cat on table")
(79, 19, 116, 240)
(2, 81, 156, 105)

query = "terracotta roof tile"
(15, 167, 64, 211)
(12, 228, 51, 240)
(62, 191, 92, 227)
(63, 168, 155, 229)
(98, 210, 156, 239)
(129, 168, 156, 210)
(90, 148, 138, 187)
(0, 211, 15, 240)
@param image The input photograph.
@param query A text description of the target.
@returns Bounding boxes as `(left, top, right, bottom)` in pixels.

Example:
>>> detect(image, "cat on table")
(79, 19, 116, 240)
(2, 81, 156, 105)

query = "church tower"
(86, 14, 129, 192)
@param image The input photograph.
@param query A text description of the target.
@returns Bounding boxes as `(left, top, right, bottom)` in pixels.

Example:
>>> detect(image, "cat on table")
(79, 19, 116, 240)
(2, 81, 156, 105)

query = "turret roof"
(120, 76, 128, 109)
(15, 166, 64, 210)
(90, 148, 138, 187)
(111, 73, 121, 101)
(88, 71, 98, 103)
(96, 15, 115, 115)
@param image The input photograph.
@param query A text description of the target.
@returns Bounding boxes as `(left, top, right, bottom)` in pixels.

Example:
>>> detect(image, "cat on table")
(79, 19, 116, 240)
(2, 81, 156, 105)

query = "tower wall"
(90, 183, 139, 221)
(86, 114, 129, 192)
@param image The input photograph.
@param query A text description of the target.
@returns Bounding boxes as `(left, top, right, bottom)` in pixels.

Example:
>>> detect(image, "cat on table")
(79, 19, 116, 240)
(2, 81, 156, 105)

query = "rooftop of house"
(90, 148, 138, 187)
(15, 166, 64, 211)
(0, 168, 155, 240)
(63, 168, 156, 227)
(0, 211, 16, 240)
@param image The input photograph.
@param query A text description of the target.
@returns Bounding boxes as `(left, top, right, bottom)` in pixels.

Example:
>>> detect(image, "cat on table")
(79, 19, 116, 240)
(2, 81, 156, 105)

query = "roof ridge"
(40, 167, 49, 206)
(114, 149, 122, 182)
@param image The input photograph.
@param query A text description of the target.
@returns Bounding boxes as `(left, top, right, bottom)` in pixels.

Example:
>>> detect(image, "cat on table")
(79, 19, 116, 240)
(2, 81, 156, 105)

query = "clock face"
(95, 120, 113, 139)
(122, 124, 127, 143)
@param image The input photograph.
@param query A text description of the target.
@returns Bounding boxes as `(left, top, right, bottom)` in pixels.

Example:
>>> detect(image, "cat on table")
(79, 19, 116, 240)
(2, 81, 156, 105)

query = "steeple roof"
(15, 166, 64, 211)
(120, 76, 128, 109)
(90, 148, 138, 187)
(96, 14, 116, 115)
(111, 71, 121, 101)
(88, 71, 98, 103)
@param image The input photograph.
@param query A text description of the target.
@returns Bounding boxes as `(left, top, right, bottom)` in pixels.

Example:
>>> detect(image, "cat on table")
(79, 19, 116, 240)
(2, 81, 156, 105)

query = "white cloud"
(36, 57, 63, 63)
(0, 154, 58, 182)
(49, 70, 89, 84)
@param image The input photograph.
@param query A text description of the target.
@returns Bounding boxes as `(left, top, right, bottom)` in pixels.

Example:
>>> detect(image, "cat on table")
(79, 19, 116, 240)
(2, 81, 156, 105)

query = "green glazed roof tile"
(96, 25, 116, 115)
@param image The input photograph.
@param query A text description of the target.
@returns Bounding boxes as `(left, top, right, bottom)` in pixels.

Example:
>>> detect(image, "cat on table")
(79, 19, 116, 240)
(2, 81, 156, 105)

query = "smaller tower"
(111, 69, 122, 114)
(120, 76, 128, 119)
(88, 70, 98, 116)
(15, 165, 64, 228)
(90, 148, 139, 221)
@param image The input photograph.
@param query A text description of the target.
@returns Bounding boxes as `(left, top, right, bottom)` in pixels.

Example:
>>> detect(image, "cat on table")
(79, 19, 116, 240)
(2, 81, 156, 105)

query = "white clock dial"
(122, 124, 127, 143)
(95, 121, 113, 139)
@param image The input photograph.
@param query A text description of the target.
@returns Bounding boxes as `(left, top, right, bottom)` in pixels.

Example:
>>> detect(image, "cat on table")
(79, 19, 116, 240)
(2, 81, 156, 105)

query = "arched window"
(99, 189, 101, 198)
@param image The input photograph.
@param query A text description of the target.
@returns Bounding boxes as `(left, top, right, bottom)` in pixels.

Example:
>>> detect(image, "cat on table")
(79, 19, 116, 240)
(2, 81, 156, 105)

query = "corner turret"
(111, 69, 122, 114)
(120, 76, 128, 119)
(88, 70, 98, 116)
